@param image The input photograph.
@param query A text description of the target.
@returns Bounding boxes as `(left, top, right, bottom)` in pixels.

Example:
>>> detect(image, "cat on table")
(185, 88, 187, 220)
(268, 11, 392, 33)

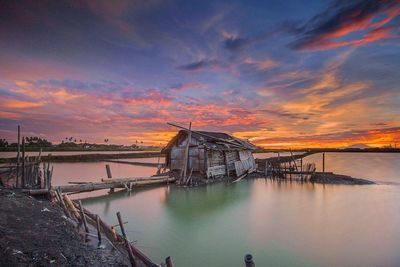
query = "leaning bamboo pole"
(71, 202, 160, 267)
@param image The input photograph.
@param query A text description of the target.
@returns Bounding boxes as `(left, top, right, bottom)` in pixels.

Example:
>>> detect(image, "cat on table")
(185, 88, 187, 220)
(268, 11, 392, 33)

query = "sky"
(0, 0, 399, 149)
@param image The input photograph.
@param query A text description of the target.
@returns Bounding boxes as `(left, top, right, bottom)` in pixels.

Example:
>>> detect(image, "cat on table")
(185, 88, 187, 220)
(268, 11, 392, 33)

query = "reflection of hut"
(162, 130, 256, 179)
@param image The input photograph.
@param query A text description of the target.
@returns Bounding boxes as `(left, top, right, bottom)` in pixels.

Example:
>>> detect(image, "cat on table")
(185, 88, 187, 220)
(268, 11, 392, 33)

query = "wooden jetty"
(256, 151, 317, 181)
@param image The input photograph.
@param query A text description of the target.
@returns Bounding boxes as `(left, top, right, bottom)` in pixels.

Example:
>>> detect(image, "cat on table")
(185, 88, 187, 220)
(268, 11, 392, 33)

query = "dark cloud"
(177, 59, 223, 71)
(224, 36, 248, 51)
(290, 0, 400, 50)
(258, 108, 310, 120)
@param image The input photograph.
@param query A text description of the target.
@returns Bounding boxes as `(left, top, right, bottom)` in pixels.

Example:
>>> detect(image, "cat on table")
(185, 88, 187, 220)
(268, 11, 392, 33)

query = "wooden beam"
(101, 175, 170, 183)
(54, 176, 175, 193)
(181, 122, 192, 184)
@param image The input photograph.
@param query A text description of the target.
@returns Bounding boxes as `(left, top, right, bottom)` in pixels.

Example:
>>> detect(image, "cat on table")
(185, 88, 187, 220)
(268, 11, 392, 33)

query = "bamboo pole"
(117, 212, 137, 267)
(322, 152, 325, 173)
(78, 200, 89, 233)
(63, 193, 81, 220)
(96, 215, 102, 245)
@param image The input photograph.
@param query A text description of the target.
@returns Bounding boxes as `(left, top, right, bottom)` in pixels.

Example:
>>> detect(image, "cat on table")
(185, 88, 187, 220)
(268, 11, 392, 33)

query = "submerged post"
(244, 254, 255, 267)
(165, 256, 175, 267)
(106, 164, 114, 193)
(322, 152, 325, 173)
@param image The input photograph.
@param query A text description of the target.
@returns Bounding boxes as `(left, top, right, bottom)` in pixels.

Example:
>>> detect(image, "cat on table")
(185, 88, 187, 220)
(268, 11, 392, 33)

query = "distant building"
(162, 130, 256, 179)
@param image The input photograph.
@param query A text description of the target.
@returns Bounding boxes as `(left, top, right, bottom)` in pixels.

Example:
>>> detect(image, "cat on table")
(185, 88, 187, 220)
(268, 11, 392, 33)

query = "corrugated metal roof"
(162, 130, 256, 152)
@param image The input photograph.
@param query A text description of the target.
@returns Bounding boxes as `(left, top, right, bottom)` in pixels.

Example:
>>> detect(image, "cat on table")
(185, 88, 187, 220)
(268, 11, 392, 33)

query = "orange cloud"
(1, 99, 44, 109)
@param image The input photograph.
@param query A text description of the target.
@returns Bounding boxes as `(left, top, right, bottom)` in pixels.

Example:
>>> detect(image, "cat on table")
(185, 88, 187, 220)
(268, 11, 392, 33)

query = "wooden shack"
(162, 130, 257, 179)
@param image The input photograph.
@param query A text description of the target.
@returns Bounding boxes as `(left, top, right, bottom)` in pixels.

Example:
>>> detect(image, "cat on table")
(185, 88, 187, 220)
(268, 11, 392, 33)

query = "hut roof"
(162, 130, 256, 152)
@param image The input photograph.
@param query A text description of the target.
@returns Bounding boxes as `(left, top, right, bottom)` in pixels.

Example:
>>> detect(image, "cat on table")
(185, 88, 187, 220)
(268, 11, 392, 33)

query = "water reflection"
(52, 153, 400, 266)
(164, 182, 252, 221)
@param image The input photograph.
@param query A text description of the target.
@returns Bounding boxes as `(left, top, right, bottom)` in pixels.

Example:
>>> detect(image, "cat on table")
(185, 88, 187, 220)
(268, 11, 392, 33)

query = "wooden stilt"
(322, 152, 325, 173)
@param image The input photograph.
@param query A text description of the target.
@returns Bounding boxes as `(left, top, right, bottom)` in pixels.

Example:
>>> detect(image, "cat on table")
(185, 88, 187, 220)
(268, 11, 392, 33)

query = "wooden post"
(96, 215, 102, 245)
(224, 151, 230, 177)
(78, 200, 89, 233)
(300, 157, 303, 180)
(322, 152, 325, 173)
(106, 164, 114, 193)
(166, 256, 174, 267)
(181, 122, 192, 184)
(16, 125, 20, 187)
(244, 254, 255, 267)
(117, 212, 137, 266)
(21, 137, 25, 188)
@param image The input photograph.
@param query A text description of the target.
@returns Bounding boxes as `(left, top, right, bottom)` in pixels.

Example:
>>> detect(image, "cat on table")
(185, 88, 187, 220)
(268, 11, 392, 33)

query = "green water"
(52, 153, 400, 266)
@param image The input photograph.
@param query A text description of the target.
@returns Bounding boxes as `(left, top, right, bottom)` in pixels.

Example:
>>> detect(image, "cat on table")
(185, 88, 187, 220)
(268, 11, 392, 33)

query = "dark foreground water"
(52, 153, 400, 266)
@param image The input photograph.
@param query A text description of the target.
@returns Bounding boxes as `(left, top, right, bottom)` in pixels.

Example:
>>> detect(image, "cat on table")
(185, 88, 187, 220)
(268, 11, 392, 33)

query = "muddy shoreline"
(0, 188, 129, 266)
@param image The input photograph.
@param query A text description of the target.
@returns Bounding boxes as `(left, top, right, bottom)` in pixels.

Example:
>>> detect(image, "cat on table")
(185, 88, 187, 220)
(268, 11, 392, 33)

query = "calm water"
(52, 153, 400, 266)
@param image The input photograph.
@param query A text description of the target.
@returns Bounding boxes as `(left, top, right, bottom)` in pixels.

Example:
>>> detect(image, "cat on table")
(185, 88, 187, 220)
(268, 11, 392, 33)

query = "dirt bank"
(0, 152, 164, 163)
(311, 172, 375, 185)
(0, 188, 129, 266)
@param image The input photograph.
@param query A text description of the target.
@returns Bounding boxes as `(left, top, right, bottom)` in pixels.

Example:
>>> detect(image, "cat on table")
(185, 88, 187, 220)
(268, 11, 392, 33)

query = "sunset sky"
(0, 0, 399, 148)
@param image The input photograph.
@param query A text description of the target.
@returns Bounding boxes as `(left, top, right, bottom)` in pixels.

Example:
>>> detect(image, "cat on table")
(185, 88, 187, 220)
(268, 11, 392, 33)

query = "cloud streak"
(291, 0, 400, 51)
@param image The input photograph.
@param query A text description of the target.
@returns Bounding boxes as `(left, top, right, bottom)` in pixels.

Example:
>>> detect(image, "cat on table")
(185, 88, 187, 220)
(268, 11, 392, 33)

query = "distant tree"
(79, 139, 82, 143)
(25, 136, 52, 147)
(104, 139, 109, 143)
(74, 139, 77, 143)
(0, 139, 8, 147)
(141, 141, 143, 144)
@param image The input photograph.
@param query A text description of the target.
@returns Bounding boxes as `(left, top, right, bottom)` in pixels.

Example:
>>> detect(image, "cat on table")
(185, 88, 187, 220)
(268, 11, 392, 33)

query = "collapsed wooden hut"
(162, 129, 257, 182)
